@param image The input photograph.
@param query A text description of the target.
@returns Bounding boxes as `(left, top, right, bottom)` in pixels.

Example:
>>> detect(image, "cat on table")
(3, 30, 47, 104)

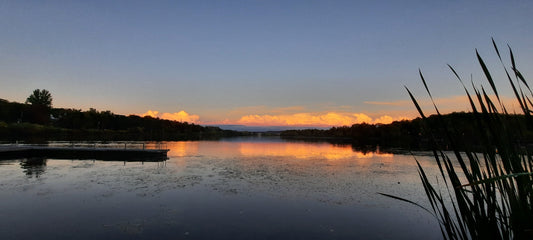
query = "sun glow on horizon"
(139, 108, 413, 127)
(138, 93, 509, 127)
(237, 112, 410, 126)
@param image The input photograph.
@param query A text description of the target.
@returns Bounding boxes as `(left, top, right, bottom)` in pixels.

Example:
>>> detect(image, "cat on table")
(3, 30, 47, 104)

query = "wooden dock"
(0, 145, 169, 162)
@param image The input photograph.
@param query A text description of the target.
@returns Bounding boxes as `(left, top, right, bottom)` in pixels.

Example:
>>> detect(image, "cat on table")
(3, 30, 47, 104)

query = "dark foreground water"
(0, 137, 442, 239)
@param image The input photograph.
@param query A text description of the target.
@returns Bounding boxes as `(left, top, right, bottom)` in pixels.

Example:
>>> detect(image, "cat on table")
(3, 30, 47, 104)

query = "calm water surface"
(0, 137, 442, 239)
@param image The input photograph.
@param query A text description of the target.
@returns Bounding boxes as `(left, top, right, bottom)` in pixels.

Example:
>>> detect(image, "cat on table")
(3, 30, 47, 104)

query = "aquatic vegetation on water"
(383, 39, 533, 239)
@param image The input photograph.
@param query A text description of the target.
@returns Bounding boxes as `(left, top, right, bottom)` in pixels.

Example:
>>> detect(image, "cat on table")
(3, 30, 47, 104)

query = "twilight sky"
(1, 0, 532, 126)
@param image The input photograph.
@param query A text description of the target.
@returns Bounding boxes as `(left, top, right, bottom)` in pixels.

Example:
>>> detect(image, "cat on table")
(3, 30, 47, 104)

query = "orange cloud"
(140, 110, 200, 123)
(161, 111, 200, 122)
(237, 112, 408, 126)
(142, 110, 159, 118)
(373, 115, 394, 124)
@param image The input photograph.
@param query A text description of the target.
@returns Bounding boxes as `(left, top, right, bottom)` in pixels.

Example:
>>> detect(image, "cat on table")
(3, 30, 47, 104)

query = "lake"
(0, 137, 442, 239)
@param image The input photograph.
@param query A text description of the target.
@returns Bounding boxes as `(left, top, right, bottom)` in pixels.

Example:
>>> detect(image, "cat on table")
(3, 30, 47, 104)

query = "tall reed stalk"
(382, 40, 533, 240)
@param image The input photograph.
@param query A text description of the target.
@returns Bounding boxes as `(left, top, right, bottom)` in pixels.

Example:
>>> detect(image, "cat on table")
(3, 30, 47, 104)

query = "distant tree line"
(281, 112, 533, 150)
(0, 90, 246, 141)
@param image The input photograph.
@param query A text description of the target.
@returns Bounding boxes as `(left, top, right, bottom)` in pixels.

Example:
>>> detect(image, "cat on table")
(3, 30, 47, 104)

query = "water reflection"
(0, 138, 442, 240)
(165, 141, 199, 157)
(164, 139, 393, 161)
(239, 141, 393, 160)
(20, 157, 47, 178)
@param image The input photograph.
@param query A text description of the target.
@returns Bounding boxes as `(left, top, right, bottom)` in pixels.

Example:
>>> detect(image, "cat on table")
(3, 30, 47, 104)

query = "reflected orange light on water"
(353, 151, 393, 159)
(238, 142, 393, 161)
(161, 140, 394, 167)
(166, 141, 199, 157)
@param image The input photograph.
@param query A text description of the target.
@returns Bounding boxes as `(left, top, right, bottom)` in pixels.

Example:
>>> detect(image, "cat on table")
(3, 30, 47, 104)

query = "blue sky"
(1, 0, 532, 126)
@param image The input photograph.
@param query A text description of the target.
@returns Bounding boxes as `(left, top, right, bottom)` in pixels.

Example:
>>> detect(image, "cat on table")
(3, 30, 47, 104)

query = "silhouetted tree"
(0, 95, 248, 140)
(26, 89, 52, 108)
(25, 89, 53, 124)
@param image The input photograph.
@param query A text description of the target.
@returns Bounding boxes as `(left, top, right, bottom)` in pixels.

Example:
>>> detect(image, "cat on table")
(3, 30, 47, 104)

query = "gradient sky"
(1, 0, 532, 126)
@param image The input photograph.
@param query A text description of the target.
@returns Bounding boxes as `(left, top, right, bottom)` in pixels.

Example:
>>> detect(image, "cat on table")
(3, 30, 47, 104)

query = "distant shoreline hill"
(279, 112, 533, 150)
(4, 96, 533, 148)
(210, 125, 330, 133)
(0, 98, 247, 142)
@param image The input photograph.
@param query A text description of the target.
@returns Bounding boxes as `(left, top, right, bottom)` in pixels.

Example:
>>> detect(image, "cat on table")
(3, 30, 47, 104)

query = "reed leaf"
(477, 49, 500, 101)
(509, 47, 531, 91)
(405, 86, 426, 119)
(378, 192, 435, 218)
(384, 40, 533, 239)
(457, 172, 533, 188)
